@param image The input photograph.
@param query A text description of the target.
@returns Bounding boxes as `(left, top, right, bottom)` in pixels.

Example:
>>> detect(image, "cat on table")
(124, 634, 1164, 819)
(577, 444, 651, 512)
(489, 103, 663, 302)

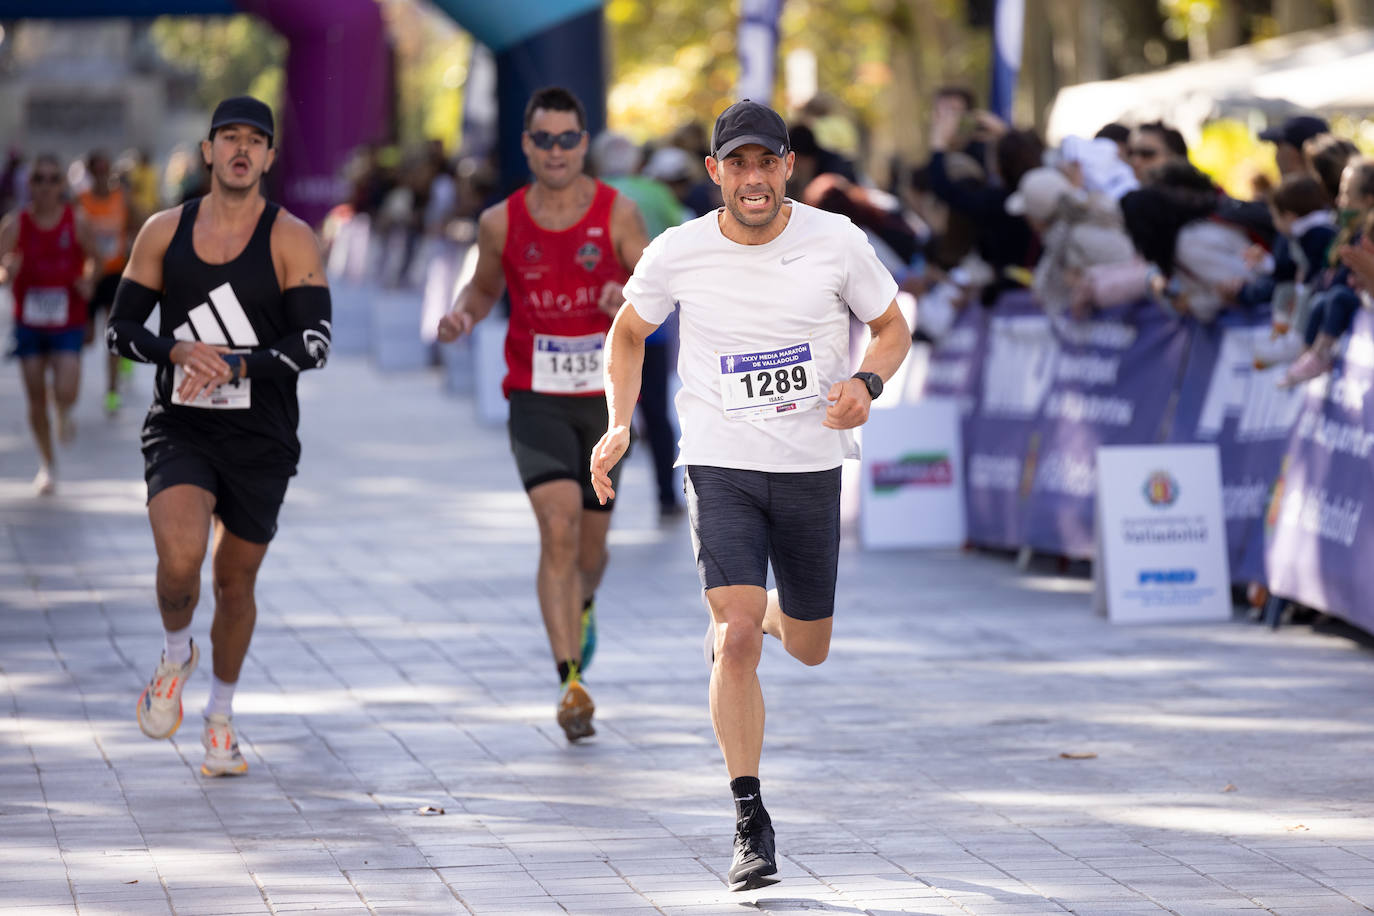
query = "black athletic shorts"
(684, 464, 842, 621)
(508, 389, 625, 512)
(144, 437, 291, 544)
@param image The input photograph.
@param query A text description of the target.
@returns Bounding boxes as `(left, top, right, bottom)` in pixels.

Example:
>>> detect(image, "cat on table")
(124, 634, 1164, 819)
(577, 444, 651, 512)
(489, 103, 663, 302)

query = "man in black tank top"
(107, 97, 332, 777)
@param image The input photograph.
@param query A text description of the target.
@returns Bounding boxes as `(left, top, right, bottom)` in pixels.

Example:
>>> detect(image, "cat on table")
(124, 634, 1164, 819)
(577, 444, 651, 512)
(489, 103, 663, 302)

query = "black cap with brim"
(1259, 114, 1329, 148)
(209, 96, 275, 146)
(712, 100, 789, 159)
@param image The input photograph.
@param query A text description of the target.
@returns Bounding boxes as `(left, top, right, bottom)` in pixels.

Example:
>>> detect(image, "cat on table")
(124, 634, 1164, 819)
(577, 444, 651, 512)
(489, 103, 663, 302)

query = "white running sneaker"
(200, 714, 248, 777)
(136, 641, 199, 739)
(33, 466, 55, 496)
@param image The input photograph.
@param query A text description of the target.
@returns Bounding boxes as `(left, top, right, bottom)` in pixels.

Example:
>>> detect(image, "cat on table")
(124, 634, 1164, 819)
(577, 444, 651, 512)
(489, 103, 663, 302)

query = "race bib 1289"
(718, 342, 820, 421)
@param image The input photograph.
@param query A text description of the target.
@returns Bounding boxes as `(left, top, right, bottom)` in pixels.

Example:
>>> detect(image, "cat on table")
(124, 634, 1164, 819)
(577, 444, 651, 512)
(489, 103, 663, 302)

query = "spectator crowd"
(9, 93, 1374, 520)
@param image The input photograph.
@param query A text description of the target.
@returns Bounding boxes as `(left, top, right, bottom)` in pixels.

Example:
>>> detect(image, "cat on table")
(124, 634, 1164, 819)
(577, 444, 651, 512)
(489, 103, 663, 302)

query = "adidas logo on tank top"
(171, 282, 260, 347)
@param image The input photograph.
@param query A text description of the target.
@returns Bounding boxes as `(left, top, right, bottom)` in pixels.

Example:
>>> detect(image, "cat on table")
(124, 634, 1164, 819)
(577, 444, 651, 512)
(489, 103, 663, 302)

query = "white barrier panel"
(473, 316, 510, 425)
(859, 398, 966, 549)
(329, 282, 373, 356)
(1095, 444, 1231, 624)
(370, 287, 428, 372)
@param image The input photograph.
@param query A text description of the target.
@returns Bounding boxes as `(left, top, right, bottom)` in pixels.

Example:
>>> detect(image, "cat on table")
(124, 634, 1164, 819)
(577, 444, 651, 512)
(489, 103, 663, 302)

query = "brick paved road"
(3, 335, 1374, 915)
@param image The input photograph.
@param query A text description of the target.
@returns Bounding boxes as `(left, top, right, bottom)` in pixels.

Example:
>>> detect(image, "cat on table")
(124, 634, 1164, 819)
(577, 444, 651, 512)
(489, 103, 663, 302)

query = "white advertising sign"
(859, 398, 966, 549)
(1095, 444, 1230, 623)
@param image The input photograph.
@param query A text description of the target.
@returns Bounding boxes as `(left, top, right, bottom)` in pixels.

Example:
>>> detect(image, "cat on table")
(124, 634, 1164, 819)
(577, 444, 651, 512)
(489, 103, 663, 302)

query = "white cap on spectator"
(591, 131, 641, 178)
(643, 146, 693, 182)
(1005, 167, 1075, 222)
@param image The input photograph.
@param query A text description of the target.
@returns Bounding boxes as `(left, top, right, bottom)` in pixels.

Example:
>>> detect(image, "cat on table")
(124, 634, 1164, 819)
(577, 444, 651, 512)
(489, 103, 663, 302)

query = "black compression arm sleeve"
(242, 285, 332, 379)
(107, 278, 176, 364)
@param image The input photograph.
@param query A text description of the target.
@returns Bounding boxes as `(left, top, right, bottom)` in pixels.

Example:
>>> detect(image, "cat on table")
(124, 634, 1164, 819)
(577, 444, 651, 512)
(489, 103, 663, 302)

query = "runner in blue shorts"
(0, 154, 98, 494)
(591, 100, 910, 892)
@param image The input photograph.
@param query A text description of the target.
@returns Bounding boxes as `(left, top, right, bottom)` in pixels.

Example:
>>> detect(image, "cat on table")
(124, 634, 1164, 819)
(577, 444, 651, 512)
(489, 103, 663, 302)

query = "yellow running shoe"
(556, 676, 595, 742)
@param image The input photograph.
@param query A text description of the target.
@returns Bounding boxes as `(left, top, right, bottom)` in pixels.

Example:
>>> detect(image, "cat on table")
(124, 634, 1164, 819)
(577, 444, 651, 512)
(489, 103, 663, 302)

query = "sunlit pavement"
(3, 323, 1374, 916)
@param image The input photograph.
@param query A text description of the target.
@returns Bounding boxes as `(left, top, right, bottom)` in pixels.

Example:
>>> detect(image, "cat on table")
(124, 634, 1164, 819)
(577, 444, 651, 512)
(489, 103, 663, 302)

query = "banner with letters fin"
(1265, 308, 1374, 632)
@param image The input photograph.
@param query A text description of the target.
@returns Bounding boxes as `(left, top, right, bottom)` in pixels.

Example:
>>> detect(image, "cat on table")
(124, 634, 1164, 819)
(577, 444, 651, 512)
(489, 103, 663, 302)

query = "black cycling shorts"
(684, 464, 842, 621)
(144, 438, 291, 544)
(507, 389, 625, 512)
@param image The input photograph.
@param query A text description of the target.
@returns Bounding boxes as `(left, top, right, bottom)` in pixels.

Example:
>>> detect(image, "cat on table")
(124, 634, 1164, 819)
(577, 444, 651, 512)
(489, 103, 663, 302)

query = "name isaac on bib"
(718, 341, 819, 421)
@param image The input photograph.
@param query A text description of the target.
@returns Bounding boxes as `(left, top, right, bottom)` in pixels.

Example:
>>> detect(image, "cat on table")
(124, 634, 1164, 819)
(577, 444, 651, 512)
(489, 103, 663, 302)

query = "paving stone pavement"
(3, 336, 1374, 916)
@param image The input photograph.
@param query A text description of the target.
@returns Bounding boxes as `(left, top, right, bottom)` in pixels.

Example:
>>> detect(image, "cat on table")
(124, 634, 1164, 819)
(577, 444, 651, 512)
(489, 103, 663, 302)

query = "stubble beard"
(724, 191, 781, 229)
(213, 163, 261, 200)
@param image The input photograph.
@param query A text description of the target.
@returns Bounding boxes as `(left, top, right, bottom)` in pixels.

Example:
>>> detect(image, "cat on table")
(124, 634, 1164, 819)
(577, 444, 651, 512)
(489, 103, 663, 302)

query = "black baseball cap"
(1259, 115, 1329, 149)
(711, 99, 789, 160)
(209, 96, 275, 146)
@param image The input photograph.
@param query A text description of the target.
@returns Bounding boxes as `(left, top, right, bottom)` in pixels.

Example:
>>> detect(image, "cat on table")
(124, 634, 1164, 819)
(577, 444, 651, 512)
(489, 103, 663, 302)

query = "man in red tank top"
(0, 153, 97, 494)
(438, 87, 649, 741)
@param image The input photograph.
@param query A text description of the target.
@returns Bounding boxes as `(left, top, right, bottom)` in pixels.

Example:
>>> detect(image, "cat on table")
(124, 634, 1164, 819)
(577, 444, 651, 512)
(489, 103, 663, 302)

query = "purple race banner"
(915, 302, 987, 444)
(1167, 309, 1304, 584)
(1265, 308, 1374, 631)
(919, 289, 1374, 633)
(962, 291, 1052, 549)
(1020, 299, 1192, 558)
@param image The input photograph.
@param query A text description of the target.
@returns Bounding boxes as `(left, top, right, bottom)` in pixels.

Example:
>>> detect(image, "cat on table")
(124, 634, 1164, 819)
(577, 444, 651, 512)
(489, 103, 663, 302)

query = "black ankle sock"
(730, 776, 765, 821)
(557, 659, 578, 685)
(582, 596, 594, 612)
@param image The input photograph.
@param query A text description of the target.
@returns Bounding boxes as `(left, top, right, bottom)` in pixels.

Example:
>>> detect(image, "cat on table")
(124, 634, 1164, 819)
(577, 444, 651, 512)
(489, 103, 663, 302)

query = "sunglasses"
(528, 130, 584, 151)
(30, 173, 62, 185)
(1128, 147, 1160, 160)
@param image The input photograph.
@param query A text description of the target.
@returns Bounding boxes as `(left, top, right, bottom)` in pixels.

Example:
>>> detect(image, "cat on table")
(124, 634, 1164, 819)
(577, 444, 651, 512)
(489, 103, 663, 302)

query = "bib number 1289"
(738, 365, 809, 399)
(718, 342, 819, 421)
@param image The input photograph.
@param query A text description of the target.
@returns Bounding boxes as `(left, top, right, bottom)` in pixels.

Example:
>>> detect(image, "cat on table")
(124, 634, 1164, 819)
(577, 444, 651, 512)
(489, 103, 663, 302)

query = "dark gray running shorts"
(508, 389, 625, 512)
(144, 438, 291, 544)
(683, 464, 842, 621)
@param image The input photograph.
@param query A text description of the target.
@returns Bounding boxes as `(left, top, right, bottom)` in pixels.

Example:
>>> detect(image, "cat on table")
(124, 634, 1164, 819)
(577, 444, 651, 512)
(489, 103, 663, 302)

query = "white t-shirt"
(624, 200, 898, 472)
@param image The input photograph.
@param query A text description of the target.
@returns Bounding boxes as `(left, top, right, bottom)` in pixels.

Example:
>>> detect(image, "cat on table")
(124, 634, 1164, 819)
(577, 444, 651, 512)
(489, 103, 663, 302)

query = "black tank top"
(142, 196, 301, 473)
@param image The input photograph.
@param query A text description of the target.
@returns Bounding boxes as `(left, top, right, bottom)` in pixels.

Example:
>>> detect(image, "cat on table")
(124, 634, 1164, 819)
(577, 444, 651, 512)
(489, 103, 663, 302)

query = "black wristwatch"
(852, 371, 883, 400)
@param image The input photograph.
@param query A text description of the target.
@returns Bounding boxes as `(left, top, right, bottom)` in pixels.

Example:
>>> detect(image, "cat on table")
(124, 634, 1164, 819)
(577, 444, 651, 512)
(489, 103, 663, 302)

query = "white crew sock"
(204, 677, 237, 719)
(163, 625, 193, 666)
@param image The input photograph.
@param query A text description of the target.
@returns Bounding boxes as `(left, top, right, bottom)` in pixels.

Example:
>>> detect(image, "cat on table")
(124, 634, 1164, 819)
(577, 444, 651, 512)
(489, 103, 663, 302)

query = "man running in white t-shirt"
(590, 99, 910, 892)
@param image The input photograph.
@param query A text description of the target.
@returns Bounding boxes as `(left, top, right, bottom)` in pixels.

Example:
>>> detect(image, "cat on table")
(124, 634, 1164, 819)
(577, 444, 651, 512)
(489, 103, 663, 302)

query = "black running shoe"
(727, 808, 779, 891)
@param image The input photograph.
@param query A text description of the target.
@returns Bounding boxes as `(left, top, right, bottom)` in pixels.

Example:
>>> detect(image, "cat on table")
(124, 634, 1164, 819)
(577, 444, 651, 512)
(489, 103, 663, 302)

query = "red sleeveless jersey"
(501, 180, 629, 397)
(13, 206, 87, 331)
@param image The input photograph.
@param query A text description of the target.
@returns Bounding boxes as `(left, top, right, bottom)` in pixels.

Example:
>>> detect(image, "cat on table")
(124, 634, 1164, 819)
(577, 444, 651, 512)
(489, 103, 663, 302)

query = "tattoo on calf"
(157, 591, 195, 615)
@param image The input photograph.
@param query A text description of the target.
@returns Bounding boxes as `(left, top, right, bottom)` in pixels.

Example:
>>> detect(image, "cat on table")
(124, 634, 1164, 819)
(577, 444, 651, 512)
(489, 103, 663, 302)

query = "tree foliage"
(149, 14, 285, 114)
(382, 0, 473, 151)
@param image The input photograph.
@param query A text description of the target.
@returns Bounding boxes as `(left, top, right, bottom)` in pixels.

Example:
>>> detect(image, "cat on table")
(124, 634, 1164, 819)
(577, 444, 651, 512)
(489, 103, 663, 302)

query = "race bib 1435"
(532, 333, 604, 394)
